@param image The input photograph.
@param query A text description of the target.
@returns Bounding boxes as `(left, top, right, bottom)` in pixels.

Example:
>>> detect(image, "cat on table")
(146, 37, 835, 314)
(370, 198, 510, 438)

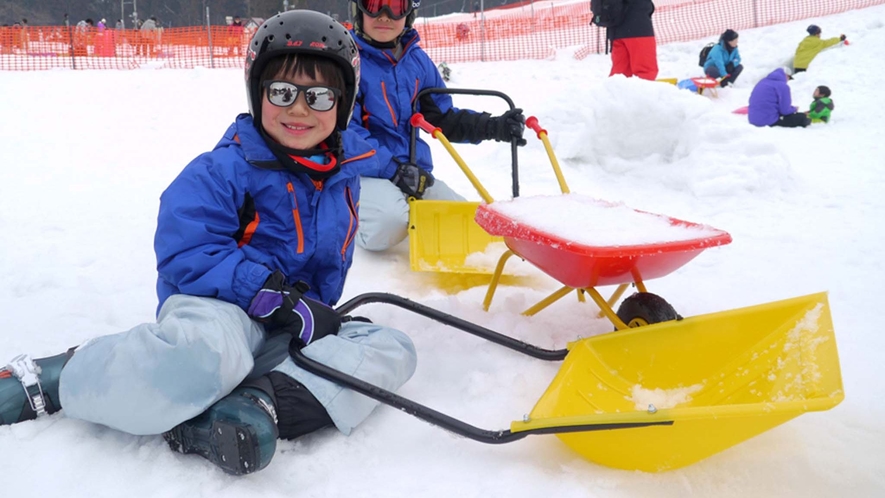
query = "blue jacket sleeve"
(340, 128, 380, 173)
(349, 98, 398, 180)
(155, 152, 270, 310)
(731, 47, 741, 67)
(415, 55, 490, 145)
(715, 46, 728, 77)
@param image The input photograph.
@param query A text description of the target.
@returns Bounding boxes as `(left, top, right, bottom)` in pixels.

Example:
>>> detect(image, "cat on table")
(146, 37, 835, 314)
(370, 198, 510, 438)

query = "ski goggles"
(263, 81, 340, 111)
(356, 0, 414, 20)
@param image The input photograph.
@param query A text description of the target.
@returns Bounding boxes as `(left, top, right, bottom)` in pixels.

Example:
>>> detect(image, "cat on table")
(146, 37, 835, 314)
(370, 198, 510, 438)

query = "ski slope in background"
(1, 4, 883, 497)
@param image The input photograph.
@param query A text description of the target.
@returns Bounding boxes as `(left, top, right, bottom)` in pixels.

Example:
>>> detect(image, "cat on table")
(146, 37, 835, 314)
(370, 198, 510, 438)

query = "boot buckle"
(5, 354, 48, 417)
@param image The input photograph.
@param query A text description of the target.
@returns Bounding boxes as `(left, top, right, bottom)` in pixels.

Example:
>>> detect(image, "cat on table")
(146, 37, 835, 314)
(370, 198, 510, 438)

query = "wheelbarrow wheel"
(615, 292, 681, 329)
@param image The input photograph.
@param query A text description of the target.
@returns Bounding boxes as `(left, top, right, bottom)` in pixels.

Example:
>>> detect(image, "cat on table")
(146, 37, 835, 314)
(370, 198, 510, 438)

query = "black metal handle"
(318, 292, 675, 444)
(336, 292, 566, 361)
(409, 87, 521, 198)
(290, 348, 673, 445)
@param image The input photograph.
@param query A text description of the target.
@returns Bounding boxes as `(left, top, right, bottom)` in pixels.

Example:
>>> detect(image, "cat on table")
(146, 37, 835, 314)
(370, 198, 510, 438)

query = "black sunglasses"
(262, 81, 340, 112)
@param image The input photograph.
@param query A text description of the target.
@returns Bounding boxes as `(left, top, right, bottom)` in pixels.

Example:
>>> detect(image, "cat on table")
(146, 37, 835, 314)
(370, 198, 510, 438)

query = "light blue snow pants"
(356, 176, 466, 252)
(59, 295, 417, 436)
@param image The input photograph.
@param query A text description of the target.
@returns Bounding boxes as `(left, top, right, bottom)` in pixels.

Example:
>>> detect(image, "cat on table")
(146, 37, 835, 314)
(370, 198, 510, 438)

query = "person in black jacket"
(607, 0, 658, 80)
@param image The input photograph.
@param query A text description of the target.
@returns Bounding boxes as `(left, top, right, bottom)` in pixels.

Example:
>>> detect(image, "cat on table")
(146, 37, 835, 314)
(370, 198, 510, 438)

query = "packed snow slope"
(1, 5, 883, 497)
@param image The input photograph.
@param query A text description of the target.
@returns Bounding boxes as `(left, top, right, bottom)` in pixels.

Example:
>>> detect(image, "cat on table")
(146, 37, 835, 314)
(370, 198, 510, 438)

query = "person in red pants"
(605, 0, 658, 80)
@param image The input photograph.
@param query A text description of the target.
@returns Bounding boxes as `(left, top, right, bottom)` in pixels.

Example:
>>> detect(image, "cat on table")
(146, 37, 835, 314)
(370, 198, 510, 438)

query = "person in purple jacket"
(748, 68, 811, 128)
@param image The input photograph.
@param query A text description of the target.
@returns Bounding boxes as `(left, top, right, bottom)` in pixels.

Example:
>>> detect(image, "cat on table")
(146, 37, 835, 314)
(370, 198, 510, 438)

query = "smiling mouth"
(283, 123, 310, 131)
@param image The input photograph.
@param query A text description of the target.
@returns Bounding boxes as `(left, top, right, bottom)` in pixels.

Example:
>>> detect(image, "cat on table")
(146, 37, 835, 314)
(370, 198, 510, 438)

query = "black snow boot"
(0, 348, 76, 425)
(163, 377, 280, 476)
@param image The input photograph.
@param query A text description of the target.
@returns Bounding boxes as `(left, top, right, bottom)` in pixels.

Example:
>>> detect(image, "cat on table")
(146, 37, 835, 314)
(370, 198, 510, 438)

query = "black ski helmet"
(350, 0, 421, 36)
(245, 10, 360, 131)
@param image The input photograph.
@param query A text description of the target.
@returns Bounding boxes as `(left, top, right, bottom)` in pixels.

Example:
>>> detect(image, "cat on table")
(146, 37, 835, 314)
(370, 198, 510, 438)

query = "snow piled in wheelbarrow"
(550, 76, 797, 197)
(487, 194, 722, 246)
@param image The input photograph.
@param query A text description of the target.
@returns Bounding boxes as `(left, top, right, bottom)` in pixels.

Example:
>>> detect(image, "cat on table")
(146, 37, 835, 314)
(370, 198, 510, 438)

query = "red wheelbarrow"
(410, 113, 732, 330)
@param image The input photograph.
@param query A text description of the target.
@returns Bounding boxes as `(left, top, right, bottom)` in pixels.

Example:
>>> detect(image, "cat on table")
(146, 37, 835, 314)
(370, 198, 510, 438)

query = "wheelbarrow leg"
(482, 250, 516, 311)
(522, 286, 574, 316)
(595, 284, 630, 319)
(583, 287, 630, 330)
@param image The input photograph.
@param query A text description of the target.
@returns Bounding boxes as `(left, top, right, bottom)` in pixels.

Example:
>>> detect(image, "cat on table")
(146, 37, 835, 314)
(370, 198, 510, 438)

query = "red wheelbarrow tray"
(474, 202, 732, 289)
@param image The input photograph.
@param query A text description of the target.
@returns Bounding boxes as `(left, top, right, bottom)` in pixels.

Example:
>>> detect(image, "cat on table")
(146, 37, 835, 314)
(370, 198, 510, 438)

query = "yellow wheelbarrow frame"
(292, 291, 843, 472)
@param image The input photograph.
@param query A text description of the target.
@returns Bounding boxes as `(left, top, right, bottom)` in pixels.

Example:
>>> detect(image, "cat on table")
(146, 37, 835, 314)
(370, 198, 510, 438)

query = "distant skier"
(438, 61, 451, 81)
(1, 10, 416, 476)
(793, 25, 846, 73)
(594, 0, 659, 80)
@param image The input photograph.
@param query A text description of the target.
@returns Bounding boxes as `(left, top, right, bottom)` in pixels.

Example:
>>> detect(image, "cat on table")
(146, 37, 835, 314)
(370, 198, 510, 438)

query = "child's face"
(728, 38, 739, 48)
(261, 69, 338, 150)
(813, 88, 822, 98)
(362, 12, 407, 44)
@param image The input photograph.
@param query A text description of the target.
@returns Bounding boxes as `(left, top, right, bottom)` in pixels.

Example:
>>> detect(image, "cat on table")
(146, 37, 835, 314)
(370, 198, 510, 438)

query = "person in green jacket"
(807, 85, 834, 123)
(793, 25, 845, 73)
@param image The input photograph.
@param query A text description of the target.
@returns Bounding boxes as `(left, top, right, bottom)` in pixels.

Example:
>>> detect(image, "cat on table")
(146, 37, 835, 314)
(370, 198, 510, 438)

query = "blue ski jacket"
(349, 28, 484, 180)
(704, 40, 742, 78)
(154, 114, 376, 314)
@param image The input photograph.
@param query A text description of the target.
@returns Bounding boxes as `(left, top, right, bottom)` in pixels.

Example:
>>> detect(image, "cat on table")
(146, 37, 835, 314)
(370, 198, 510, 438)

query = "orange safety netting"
(1, 0, 881, 71)
(0, 26, 249, 70)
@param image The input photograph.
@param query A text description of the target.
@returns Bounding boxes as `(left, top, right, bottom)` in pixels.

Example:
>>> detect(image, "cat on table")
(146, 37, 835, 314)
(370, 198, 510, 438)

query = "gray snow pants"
(59, 294, 417, 436)
(356, 176, 466, 252)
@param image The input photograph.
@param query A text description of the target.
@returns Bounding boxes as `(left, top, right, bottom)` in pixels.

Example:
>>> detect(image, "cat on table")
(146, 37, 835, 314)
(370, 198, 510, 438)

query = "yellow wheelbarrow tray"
(407, 87, 523, 275)
(408, 199, 503, 273)
(293, 291, 843, 472)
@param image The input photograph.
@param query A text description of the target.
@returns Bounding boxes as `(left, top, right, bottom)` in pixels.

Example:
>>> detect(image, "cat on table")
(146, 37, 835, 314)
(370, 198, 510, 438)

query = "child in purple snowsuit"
(748, 68, 811, 128)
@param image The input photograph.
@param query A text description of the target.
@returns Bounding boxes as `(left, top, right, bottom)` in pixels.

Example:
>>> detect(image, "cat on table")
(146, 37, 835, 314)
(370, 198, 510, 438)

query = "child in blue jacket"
(704, 29, 744, 88)
(0, 11, 416, 476)
(348, 0, 527, 252)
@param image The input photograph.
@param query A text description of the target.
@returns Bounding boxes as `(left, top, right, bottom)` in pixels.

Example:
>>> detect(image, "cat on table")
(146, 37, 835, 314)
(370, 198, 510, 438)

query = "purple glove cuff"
(247, 288, 286, 319)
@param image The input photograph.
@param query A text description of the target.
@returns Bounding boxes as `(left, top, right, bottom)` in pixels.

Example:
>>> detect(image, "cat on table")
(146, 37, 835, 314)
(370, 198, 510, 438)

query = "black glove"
(486, 108, 527, 146)
(390, 160, 434, 199)
(247, 270, 341, 348)
(840, 34, 846, 41)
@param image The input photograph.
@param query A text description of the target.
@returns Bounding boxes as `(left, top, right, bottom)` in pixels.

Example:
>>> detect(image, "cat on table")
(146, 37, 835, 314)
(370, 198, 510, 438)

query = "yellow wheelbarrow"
(292, 291, 843, 471)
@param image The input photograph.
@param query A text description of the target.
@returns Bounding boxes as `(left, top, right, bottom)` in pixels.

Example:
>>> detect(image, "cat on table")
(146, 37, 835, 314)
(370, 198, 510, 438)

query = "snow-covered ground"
(1, 4, 884, 497)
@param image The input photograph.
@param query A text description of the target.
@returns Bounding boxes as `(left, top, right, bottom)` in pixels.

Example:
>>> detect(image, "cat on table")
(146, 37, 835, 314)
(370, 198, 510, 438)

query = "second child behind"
(347, 0, 527, 253)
